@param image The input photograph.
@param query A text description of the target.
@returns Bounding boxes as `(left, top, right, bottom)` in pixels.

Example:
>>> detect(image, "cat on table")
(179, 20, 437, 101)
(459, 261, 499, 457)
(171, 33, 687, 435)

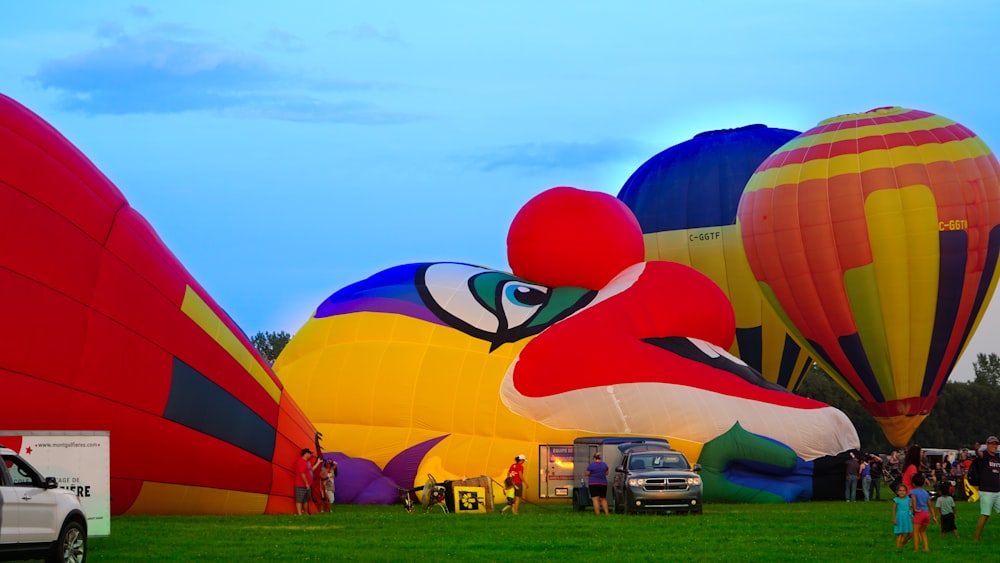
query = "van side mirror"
(44, 476, 59, 489)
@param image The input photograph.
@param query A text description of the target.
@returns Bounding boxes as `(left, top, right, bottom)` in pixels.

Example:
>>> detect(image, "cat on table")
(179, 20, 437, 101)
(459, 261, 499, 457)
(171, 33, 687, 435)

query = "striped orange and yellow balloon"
(737, 107, 1000, 447)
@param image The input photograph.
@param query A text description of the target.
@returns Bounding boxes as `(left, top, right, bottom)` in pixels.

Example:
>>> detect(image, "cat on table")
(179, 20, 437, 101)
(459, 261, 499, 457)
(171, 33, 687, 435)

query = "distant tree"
(251, 330, 291, 364)
(973, 353, 1000, 386)
(914, 381, 990, 448)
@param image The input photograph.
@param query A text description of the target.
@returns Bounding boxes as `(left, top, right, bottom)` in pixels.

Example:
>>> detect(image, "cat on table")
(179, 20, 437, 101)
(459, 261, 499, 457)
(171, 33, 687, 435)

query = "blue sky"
(2, 1, 998, 381)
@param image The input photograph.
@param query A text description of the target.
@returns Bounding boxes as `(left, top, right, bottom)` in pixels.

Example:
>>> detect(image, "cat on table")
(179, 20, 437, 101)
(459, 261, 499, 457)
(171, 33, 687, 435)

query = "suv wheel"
(48, 520, 86, 563)
(622, 490, 635, 515)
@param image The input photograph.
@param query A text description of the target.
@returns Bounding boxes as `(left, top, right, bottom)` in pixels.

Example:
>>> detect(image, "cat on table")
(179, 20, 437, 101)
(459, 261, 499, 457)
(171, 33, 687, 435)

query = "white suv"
(0, 445, 87, 562)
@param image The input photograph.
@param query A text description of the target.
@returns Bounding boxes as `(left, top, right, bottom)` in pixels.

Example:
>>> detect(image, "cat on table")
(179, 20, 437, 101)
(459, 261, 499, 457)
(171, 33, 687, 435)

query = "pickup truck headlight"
(688, 477, 701, 486)
(627, 478, 645, 487)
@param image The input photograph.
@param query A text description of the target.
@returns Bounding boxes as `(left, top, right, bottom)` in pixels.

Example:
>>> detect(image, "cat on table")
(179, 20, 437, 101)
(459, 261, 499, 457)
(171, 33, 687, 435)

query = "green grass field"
(87, 494, 1000, 561)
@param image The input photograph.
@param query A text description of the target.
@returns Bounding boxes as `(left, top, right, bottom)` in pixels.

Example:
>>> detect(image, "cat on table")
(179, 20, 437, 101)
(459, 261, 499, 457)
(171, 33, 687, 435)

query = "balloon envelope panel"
(0, 94, 315, 514)
(738, 107, 1000, 446)
(618, 125, 811, 390)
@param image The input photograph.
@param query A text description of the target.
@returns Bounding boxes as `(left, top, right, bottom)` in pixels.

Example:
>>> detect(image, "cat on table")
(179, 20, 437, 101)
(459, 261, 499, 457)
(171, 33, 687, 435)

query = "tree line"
(797, 353, 1000, 454)
(252, 330, 999, 455)
(251, 330, 291, 364)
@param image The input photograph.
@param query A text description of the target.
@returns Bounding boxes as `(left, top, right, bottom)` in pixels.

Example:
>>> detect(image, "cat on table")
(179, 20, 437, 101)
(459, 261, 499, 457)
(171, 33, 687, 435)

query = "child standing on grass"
(893, 484, 914, 548)
(500, 477, 515, 514)
(910, 473, 937, 552)
(935, 483, 959, 538)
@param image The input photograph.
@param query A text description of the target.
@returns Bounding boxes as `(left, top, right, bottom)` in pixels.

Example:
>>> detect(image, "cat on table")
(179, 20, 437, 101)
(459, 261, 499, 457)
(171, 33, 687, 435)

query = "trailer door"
(539, 445, 574, 499)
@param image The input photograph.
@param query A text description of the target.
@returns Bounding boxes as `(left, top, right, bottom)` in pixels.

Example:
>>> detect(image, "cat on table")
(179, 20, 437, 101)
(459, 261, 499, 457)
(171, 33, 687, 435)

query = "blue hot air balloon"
(618, 124, 810, 389)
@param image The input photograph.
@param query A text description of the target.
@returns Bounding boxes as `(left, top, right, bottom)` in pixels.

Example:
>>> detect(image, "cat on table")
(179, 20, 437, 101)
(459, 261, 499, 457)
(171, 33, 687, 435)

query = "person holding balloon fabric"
(323, 459, 337, 507)
(973, 436, 1000, 541)
(311, 460, 329, 512)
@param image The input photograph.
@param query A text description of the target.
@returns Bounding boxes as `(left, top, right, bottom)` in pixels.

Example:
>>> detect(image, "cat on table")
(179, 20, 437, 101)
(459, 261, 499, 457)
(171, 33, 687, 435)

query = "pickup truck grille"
(642, 477, 688, 491)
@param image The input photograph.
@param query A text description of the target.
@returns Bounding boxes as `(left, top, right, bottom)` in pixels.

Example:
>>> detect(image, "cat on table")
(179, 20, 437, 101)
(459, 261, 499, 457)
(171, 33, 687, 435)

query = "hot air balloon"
(275, 187, 859, 504)
(618, 125, 812, 390)
(0, 94, 316, 514)
(737, 107, 1000, 447)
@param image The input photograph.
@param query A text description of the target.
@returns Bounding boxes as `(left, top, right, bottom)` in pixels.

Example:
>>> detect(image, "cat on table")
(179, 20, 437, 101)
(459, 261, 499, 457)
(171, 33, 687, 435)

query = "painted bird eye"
(418, 262, 595, 349)
(504, 283, 547, 307)
(500, 281, 550, 330)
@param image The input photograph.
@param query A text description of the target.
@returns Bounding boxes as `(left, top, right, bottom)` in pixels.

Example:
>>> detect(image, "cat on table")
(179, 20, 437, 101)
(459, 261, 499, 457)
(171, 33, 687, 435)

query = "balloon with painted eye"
(738, 107, 1000, 447)
(618, 124, 812, 390)
(276, 187, 859, 504)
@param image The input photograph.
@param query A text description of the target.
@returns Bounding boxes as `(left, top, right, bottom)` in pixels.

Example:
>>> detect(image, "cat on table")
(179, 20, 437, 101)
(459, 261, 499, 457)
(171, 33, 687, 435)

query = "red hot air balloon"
(0, 94, 316, 514)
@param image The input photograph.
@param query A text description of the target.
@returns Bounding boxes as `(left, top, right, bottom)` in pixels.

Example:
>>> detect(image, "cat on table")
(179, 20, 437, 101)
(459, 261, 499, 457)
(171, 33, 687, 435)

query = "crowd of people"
(867, 436, 1000, 549)
(288, 438, 1000, 548)
(878, 444, 983, 502)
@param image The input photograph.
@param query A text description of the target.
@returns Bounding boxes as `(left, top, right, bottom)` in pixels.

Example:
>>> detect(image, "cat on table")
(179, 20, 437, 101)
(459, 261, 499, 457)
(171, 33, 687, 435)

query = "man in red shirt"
(508, 454, 527, 514)
(295, 448, 314, 515)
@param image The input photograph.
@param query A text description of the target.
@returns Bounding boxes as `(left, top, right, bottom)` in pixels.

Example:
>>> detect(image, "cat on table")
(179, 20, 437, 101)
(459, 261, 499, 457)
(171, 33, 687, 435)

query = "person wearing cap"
(294, 447, 316, 515)
(973, 436, 1000, 541)
(507, 454, 527, 514)
(585, 452, 610, 515)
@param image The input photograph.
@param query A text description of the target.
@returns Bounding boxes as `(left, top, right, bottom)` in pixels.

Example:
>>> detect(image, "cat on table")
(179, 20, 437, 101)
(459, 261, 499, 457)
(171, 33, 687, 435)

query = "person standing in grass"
(935, 483, 959, 539)
(973, 435, 1000, 541)
(901, 444, 922, 491)
(893, 484, 914, 548)
(313, 459, 337, 513)
(859, 454, 871, 501)
(910, 473, 936, 552)
(295, 448, 316, 515)
(500, 477, 515, 514)
(323, 459, 337, 508)
(508, 454, 527, 514)
(844, 452, 860, 501)
(311, 459, 329, 513)
(585, 452, 610, 515)
(870, 454, 884, 501)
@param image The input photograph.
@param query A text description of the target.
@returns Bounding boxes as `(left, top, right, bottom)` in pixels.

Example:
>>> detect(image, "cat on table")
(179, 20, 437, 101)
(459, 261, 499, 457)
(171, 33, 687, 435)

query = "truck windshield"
(629, 454, 689, 470)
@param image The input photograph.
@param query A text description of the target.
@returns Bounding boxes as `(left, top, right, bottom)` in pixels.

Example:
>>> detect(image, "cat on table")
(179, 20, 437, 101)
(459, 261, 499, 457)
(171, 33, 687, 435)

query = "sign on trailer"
(0, 431, 110, 537)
